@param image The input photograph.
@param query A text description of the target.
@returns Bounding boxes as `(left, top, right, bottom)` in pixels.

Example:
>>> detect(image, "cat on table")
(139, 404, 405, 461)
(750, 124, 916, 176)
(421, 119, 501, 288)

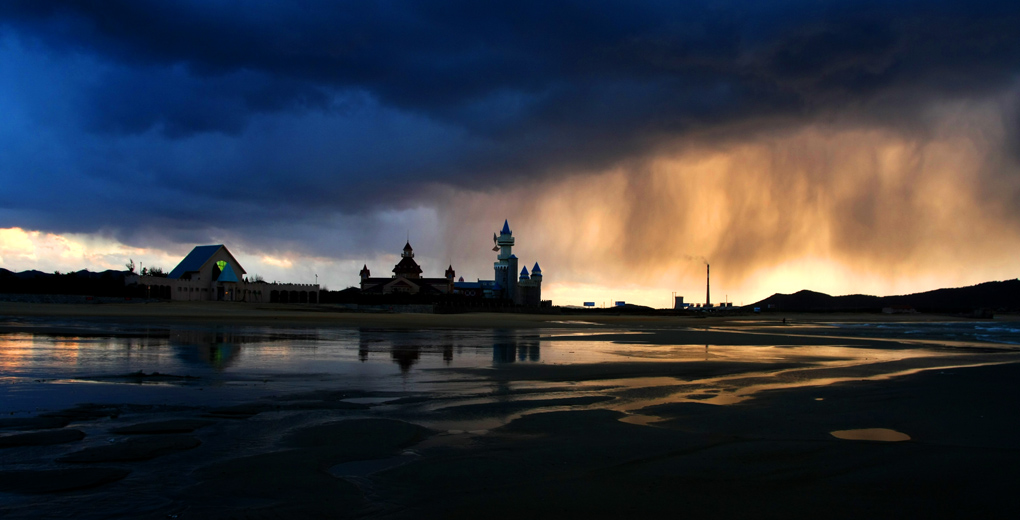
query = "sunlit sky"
(1, 2, 1019, 307)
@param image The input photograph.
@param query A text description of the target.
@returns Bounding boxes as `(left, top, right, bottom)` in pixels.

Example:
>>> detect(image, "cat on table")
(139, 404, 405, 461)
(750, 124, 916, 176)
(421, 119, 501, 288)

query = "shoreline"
(2, 301, 1016, 329)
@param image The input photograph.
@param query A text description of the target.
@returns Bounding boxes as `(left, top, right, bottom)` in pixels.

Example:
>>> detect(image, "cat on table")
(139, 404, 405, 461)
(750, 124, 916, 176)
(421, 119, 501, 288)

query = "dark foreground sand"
(3, 362, 1017, 519)
(1, 304, 1018, 518)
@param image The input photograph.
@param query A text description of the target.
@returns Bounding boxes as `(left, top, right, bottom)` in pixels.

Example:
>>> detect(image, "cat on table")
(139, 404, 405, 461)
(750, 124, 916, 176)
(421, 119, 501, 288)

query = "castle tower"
(360, 264, 370, 283)
(392, 241, 423, 279)
(508, 254, 518, 299)
(514, 263, 545, 306)
(445, 264, 456, 292)
(494, 219, 518, 301)
(532, 262, 543, 306)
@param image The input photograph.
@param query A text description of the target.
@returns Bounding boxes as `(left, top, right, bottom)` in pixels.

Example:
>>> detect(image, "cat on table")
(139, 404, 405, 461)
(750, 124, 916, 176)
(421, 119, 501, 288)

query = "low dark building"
(359, 242, 454, 295)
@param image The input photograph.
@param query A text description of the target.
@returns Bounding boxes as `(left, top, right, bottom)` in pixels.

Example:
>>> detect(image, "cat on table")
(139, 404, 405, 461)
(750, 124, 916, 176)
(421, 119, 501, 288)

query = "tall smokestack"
(706, 264, 710, 307)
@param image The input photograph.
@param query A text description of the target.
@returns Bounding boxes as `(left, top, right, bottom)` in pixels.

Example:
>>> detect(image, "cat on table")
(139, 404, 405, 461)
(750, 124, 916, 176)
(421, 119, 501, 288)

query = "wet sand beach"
(1, 303, 1018, 518)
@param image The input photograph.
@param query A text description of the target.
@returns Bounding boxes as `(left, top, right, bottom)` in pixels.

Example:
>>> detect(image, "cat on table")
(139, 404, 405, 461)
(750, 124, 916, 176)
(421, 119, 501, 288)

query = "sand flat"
(0, 309, 1018, 518)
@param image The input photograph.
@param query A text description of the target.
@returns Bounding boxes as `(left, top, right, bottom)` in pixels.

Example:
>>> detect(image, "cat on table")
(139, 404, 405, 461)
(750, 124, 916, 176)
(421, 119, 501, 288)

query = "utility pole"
(706, 264, 710, 307)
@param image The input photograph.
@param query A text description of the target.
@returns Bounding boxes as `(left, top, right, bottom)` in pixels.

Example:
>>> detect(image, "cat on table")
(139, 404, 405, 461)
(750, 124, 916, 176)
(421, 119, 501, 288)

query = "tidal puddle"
(341, 397, 401, 405)
(618, 414, 664, 426)
(328, 450, 420, 477)
(830, 428, 911, 442)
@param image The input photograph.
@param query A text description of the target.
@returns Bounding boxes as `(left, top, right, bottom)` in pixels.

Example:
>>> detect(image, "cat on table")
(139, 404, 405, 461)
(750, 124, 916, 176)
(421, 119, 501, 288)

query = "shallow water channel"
(2, 319, 1016, 431)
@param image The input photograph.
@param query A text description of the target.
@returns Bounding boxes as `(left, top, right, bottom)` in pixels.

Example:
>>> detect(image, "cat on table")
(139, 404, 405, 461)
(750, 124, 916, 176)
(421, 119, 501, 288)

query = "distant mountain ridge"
(3, 268, 126, 279)
(0, 268, 139, 298)
(751, 279, 1020, 312)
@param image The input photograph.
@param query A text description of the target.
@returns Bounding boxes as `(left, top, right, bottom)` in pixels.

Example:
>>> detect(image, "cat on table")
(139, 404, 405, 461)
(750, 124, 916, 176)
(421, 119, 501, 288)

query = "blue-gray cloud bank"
(1, 1, 1019, 259)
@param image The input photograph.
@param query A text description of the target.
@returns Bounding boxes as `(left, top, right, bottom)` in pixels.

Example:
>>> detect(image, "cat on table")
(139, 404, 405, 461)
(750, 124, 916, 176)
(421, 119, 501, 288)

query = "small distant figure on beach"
(782, 318, 786, 324)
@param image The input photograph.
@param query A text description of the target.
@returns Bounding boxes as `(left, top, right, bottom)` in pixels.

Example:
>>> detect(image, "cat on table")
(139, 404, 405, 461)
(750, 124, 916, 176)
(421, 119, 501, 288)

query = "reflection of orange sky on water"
(614, 360, 1019, 417)
(50, 337, 83, 366)
(541, 340, 949, 365)
(0, 334, 193, 376)
(0, 334, 81, 373)
(0, 334, 36, 373)
(544, 339, 1014, 416)
(583, 338, 1018, 416)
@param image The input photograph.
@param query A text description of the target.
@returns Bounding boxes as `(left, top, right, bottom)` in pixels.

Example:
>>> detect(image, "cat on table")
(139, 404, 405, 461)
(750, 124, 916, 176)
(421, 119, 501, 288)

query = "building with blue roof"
(127, 244, 319, 303)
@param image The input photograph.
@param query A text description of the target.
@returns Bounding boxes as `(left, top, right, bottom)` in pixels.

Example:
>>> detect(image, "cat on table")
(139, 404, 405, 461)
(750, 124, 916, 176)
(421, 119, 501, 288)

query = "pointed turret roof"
(393, 256, 422, 276)
(501, 219, 511, 235)
(217, 263, 240, 282)
(520, 266, 529, 276)
(400, 241, 415, 260)
(532, 262, 541, 273)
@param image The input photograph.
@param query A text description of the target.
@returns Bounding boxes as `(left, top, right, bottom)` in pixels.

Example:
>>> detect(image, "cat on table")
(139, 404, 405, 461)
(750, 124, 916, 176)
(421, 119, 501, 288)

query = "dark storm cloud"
(6, 1, 1019, 133)
(1, 0, 1019, 254)
(82, 66, 334, 137)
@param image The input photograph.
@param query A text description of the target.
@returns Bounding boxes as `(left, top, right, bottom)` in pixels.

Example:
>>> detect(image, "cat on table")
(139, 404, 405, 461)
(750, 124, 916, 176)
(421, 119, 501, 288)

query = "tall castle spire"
(494, 219, 517, 301)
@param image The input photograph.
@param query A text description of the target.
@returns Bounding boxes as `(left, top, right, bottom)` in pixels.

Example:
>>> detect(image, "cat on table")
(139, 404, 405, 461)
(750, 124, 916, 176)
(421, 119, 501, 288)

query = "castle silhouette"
(359, 219, 543, 305)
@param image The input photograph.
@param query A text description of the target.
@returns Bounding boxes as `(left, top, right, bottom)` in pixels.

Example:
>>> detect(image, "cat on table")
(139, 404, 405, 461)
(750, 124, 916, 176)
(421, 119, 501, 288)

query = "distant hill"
(751, 279, 1020, 313)
(0, 268, 144, 298)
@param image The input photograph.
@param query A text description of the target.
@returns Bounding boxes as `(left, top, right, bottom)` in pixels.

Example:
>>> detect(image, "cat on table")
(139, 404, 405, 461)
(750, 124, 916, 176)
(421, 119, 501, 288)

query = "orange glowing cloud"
(437, 99, 1020, 306)
(0, 228, 172, 273)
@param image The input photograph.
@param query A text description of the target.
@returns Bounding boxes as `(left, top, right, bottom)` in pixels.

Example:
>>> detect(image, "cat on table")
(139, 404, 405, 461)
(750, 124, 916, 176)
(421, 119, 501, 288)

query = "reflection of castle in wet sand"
(493, 334, 540, 363)
(357, 330, 542, 373)
(170, 330, 247, 370)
